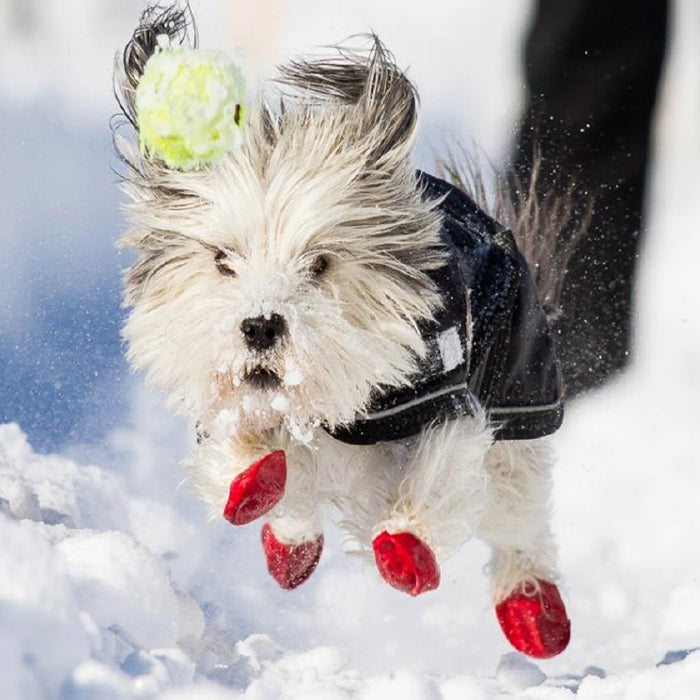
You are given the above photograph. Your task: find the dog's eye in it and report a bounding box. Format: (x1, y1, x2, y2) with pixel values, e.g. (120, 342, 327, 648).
(215, 249, 237, 277)
(310, 255, 329, 278)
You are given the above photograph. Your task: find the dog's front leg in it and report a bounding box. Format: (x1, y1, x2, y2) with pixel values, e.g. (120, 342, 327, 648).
(188, 429, 325, 590)
(477, 438, 571, 658)
(261, 434, 325, 591)
(370, 417, 493, 596)
(188, 429, 287, 522)
(326, 417, 492, 597)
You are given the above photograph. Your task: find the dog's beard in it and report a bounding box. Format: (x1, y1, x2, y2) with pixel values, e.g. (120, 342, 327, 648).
(202, 293, 425, 443)
(209, 350, 307, 439)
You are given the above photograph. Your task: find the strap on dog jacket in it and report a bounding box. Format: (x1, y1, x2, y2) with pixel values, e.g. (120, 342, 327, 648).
(327, 172, 563, 445)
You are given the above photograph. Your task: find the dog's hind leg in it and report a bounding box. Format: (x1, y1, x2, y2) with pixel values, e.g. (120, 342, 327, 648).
(479, 439, 557, 599)
(261, 514, 324, 590)
(477, 438, 571, 658)
(261, 442, 325, 590)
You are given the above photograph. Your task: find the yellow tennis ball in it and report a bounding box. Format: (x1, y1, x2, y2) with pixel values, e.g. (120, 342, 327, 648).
(136, 44, 246, 170)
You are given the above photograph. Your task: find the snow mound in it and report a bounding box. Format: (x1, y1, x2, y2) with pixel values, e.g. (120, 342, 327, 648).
(496, 653, 546, 692)
(2, 421, 700, 699)
(0, 423, 203, 699)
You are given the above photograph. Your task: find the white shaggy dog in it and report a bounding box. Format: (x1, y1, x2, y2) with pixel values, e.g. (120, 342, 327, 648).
(114, 4, 572, 658)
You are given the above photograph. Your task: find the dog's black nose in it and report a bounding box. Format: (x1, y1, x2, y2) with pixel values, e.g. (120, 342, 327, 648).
(240, 314, 287, 351)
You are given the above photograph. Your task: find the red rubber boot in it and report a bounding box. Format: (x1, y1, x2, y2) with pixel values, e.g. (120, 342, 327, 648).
(495, 579, 571, 658)
(261, 523, 324, 590)
(372, 531, 440, 596)
(223, 451, 286, 526)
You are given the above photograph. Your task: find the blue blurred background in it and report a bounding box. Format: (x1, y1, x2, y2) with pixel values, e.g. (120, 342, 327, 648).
(0, 105, 127, 450)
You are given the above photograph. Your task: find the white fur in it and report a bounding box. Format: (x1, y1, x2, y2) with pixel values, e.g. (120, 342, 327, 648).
(186, 408, 560, 602)
(478, 439, 558, 602)
(117, 31, 562, 603)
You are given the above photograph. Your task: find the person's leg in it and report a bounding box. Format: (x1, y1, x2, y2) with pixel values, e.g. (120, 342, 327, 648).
(514, 0, 669, 397)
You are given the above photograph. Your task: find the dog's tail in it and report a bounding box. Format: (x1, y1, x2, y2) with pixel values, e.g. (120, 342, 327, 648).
(437, 146, 591, 323)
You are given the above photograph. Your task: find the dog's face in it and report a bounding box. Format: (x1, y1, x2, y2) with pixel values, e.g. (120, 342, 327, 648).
(116, 20, 445, 438)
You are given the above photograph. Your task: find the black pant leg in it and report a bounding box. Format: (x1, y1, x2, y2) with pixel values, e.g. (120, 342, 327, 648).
(514, 0, 669, 398)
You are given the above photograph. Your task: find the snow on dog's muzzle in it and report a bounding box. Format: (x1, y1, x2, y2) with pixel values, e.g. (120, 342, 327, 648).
(240, 314, 288, 352)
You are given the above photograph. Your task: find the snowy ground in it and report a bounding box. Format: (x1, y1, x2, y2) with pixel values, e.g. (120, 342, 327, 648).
(2, 0, 700, 698)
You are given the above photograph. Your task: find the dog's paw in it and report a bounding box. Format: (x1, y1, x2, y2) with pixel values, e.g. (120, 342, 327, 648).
(223, 451, 287, 525)
(372, 530, 440, 596)
(495, 579, 571, 659)
(261, 522, 323, 590)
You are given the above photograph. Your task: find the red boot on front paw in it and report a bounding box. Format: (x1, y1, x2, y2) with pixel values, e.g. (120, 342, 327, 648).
(261, 523, 324, 590)
(223, 451, 286, 526)
(372, 531, 440, 596)
(495, 579, 571, 659)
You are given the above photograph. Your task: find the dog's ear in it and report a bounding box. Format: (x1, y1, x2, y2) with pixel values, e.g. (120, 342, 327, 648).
(353, 36, 418, 167)
(278, 35, 419, 167)
(114, 3, 196, 129)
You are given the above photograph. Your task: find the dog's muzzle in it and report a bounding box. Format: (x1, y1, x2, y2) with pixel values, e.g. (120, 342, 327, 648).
(243, 367, 282, 391)
(240, 314, 287, 352)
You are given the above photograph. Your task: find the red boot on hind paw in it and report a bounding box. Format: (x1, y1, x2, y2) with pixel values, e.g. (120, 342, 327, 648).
(496, 579, 571, 659)
(223, 451, 286, 526)
(261, 523, 324, 590)
(372, 531, 440, 596)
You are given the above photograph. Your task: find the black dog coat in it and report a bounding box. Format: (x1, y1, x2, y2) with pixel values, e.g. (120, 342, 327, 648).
(327, 172, 563, 445)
